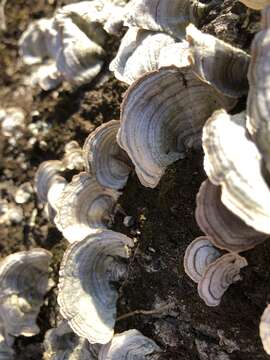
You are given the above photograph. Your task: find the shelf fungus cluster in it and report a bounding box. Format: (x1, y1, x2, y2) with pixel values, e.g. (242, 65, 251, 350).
(22, 0, 270, 357)
(195, 179, 267, 253)
(246, 5, 270, 353)
(203, 109, 270, 235)
(35, 146, 125, 243)
(35, 121, 133, 240)
(32, 112, 160, 351)
(32, 125, 163, 355)
(109, 27, 190, 85)
(247, 3, 270, 176)
(43, 325, 160, 359)
(122, 0, 215, 40)
(19, 0, 128, 89)
(118, 66, 236, 188)
(110, 4, 252, 187)
(0, 249, 52, 357)
(184, 237, 247, 306)
(186, 24, 250, 97)
(33, 136, 160, 354)
(181, 4, 270, 354)
(34, 140, 84, 221)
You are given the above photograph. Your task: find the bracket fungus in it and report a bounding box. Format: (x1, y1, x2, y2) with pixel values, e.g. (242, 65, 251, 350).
(109, 27, 190, 85)
(184, 238, 247, 306)
(63, 140, 85, 171)
(35, 160, 66, 204)
(35, 159, 68, 223)
(19, 1, 124, 88)
(19, 18, 62, 90)
(195, 179, 268, 252)
(44, 321, 100, 360)
(123, 0, 211, 39)
(34, 144, 88, 224)
(56, 0, 128, 39)
(58, 230, 133, 344)
(186, 24, 250, 97)
(198, 253, 247, 307)
(54, 1, 109, 86)
(29, 62, 62, 91)
(47, 178, 68, 213)
(184, 236, 221, 283)
(54, 172, 121, 243)
(0, 249, 53, 337)
(158, 41, 191, 69)
(247, 5, 270, 175)
(260, 304, 270, 355)
(19, 18, 56, 65)
(83, 120, 132, 190)
(118, 66, 236, 188)
(203, 109, 270, 234)
(98, 329, 161, 359)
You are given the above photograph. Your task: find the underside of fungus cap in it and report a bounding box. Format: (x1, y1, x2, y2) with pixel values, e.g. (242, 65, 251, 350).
(186, 24, 250, 97)
(198, 253, 248, 307)
(247, 5, 270, 175)
(83, 120, 131, 190)
(0, 249, 53, 337)
(184, 236, 221, 283)
(98, 329, 161, 359)
(54, 172, 121, 243)
(203, 109, 270, 234)
(118, 66, 236, 188)
(57, 229, 134, 344)
(195, 179, 268, 252)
